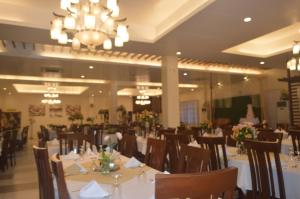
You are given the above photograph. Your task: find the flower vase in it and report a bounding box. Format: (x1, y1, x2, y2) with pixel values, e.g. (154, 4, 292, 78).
(100, 159, 111, 174)
(236, 141, 245, 155)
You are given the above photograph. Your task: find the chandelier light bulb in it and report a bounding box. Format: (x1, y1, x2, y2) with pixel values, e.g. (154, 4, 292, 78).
(60, 0, 70, 10)
(84, 14, 96, 29)
(115, 36, 123, 47)
(64, 15, 76, 29)
(90, 0, 100, 3)
(103, 38, 112, 50)
(107, 0, 117, 10)
(58, 32, 68, 44)
(82, 4, 90, 13)
(111, 5, 120, 17)
(293, 43, 300, 55)
(50, 28, 61, 40)
(101, 12, 109, 22)
(70, 0, 80, 3)
(72, 38, 81, 50)
(52, 18, 63, 28)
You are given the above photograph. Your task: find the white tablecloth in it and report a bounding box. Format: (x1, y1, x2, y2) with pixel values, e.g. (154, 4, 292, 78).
(227, 147, 300, 199)
(281, 138, 293, 155)
(61, 155, 157, 199)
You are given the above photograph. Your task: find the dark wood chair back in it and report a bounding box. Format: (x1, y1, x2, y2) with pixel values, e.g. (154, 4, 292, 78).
(191, 127, 205, 137)
(177, 144, 210, 173)
(145, 138, 167, 171)
(157, 128, 175, 139)
(244, 140, 286, 199)
(257, 132, 283, 146)
(196, 136, 228, 170)
(118, 134, 138, 158)
(177, 130, 193, 145)
(155, 167, 238, 199)
(222, 127, 237, 147)
(33, 146, 55, 199)
(164, 133, 180, 173)
(57, 131, 85, 155)
(50, 154, 70, 199)
(0, 131, 10, 171)
(289, 130, 300, 155)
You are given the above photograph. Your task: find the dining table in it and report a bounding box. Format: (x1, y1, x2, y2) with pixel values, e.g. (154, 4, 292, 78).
(226, 146, 300, 199)
(59, 153, 158, 199)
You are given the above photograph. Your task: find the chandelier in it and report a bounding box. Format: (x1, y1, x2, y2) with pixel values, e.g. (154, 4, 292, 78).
(50, 0, 129, 51)
(41, 92, 61, 105)
(287, 41, 300, 71)
(135, 95, 151, 106)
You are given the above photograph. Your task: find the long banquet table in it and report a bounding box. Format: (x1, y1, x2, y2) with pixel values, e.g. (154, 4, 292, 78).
(60, 154, 157, 199)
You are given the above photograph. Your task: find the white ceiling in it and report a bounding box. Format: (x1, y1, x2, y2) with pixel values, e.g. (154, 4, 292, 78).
(0, 0, 215, 43)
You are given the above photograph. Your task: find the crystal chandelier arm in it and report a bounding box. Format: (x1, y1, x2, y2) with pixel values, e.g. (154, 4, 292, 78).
(52, 12, 65, 18)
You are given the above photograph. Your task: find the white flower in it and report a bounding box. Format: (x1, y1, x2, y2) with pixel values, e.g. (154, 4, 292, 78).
(104, 135, 110, 142)
(116, 132, 123, 140)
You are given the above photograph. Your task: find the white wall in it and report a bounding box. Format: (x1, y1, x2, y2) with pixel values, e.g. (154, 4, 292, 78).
(1, 93, 133, 138)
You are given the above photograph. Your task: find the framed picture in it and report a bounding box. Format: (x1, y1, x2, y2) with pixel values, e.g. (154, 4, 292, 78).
(66, 105, 81, 116)
(49, 105, 63, 117)
(28, 105, 46, 116)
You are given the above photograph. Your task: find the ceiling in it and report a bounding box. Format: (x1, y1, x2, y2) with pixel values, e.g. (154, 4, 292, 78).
(0, 0, 297, 96)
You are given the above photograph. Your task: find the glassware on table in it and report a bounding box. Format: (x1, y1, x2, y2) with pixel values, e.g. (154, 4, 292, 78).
(138, 163, 146, 176)
(90, 157, 98, 171)
(111, 173, 122, 187)
(288, 150, 297, 168)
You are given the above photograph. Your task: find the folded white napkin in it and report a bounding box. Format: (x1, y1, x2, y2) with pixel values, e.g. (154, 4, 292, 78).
(188, 140, 200, 148)
(62, 151, 80, 160)
(79, 180, 109, 199)
(48, 138, 59, 145)
(116, 132, 123, 140)
(163, 171, 170, 174)
(92, 145, 98, 154)
(65, 162, 87, 175)
(84, 148, 97, 158)
(124, 157, 142, 168)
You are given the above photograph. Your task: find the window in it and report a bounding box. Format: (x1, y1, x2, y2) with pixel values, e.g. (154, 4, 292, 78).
(180, 100, 198, 126)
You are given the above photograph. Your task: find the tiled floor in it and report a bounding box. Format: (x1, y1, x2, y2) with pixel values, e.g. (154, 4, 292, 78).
(0, 139, 39, 199)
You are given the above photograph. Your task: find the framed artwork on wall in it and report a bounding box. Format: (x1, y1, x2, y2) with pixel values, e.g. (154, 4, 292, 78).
(66, 105, 81, 115)
(28, 105, 46, 116)
(49, 105, 63, 117)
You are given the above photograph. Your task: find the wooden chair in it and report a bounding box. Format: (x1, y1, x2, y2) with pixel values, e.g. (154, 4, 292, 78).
(177, 144, 210, 173)
(33, 146, 55, 199)
(0, 132, 10, 172)
(155, 167, 238, 199)
(164, 133, 180, 173)
(244, 140, 286, 199)
(257, 132, 283, 145)
(144, 138, 167, 171)
(157, 128, 175, 139)
(196, 136, 228, 170)
(289, 130, 300, 155)
(8, 130, 18, 166)
(222, 127, 237, 147)
(50, 154, 70, 199)
(177, 130, 193, 145)
(118, 134, 138, 158)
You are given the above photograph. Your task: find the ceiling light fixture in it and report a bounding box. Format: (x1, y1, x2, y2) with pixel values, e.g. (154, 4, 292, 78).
(3, 87, 7, 91)
(243, 17, 252, 23)
(176, 51, 182, 55)
(50, 0, 129, 51)
(243, 76, 250, 81)
(183, 72, 188, 76)
(89, 65, 94, 69)
(260, 61, 265, 65)
(190, 88, 194, 91)
(287, 41, 300, 71)
(80, 75, 85, 78)
(217, 82, 223, 87)
(99, 90, 103, 94)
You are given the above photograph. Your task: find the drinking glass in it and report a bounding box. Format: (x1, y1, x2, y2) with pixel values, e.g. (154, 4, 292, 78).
(111, 173, 122, 187)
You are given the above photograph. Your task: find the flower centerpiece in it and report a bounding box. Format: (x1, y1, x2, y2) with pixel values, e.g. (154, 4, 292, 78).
(99, 133, 123, 174)
(232, 123, 256, 154)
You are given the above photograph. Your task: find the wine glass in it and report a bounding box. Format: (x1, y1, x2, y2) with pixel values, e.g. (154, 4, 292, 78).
(138, 163, 146, 176)
(111, 173, 122, 187)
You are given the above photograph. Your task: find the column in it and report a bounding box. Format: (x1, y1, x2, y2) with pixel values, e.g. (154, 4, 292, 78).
(161, 55, 180, 128)
(109, 81, 118, 124)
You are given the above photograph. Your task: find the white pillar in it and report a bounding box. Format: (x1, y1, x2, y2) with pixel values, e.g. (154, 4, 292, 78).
(161, 56, 180, 128)
(109, 81, 118, 124)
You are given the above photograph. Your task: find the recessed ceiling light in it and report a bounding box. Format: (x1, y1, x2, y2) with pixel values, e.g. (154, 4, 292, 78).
(217, 82, 223, 87)
(183, 72, 188, 76)
(243, 17, 252, 23)
(190, 88, 194, 91)
(8, 92, 12, 95)
(91, 94, 95, 97)
(80, 75, 85, 78)
(3, 87, 7, 91)
(176, 51, 181, 55)
(244, 76, 250, 81)
(260, 61, 265, 65)
(89, 66, 94, 69)
(99, 90, 103, 94)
